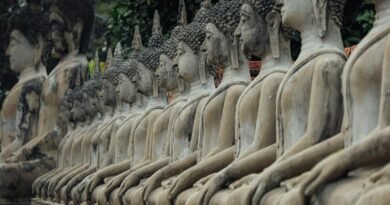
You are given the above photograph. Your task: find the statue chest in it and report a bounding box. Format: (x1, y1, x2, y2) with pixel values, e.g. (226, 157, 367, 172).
(1, 85, 24, 147)
(152, 107, 175, 161)
(172, 100, 202, 161)
(348, 38, 385, 145)
(280, 63, 315, 151)
(237, 83, 262, 150)
(203, 92, 227, 140)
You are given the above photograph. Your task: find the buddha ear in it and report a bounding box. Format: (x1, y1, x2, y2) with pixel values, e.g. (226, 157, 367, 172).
(178, 78, 185, 92)
(34, 35, 44, 68)
(266, 11, 281, 59)
(312, 0, 328, 38)
(153, 78, 159, 97)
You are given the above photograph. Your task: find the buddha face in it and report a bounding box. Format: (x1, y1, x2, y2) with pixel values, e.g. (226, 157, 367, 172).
(71, 99, 86, 122)
(156, 54, 177, 91)
(102, 79, 116, 106)
(277, 0, 311, 30)
(6, 30, 38, 73)
(235, 4, 267, 58)
(136, 63, 154, 95)
(205, 23, 229, 68)
(116, 73, 137, 104)
(49, 5, 83, 59)
(83, 92, 98, 118)
(175, 42, 198, 82)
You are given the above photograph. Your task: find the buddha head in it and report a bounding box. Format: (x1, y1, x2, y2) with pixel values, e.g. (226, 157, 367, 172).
(69, 88, 86, 123)
(157, 37, 180, 91)
(135, 47, 162, 96)
(175, 22, 215, 84)
(115, 59, 138, 104)
(276, 0, 345, 37)
(100, 43, 126, 107)
(205, 0, 242, 69)
(235, 0, 293, 58)
(101, 69, 120, 107)
(82, 78, 103, 119)
(6, 6, 49, 74)
(49, 0, 94, 59)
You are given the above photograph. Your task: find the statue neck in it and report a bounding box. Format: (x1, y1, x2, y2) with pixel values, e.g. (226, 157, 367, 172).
(116, 101, 131, 115)
(299, 21, 343, 58)
(189, 78, 214, 97)
(261, 33, 292, 71)
(220, 55, 250, 86)
(147, 88, 167, 108)
(170, 88, 181, 100)
(131, 93, 147, 112)
(17, 65, 44, 85)
(374, 1, 390, 27)
(102, 106, 115, 121)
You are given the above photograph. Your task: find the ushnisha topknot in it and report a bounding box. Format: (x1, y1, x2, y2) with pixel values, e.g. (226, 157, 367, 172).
(137, 47, 162, 72)
(193, 0, 212, 23)
(7, 5, 51, 66)
(52, 0, 95, 53)
(148, 10, 165, 48)
(208, 0, 241, 36)
(177, 22, 206, 54)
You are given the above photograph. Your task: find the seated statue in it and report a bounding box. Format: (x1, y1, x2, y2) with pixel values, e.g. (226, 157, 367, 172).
(85, 12, 191, 205)
(148, 1, 253, 204)
(131, 22, 217, 205)
(0, 88, 71, 202)
(184, 0, 294, 204)
(32, 74, 104, 201)
(255, 0, 390, 205)
(38, 44, 130, 202)
(71, 32, 168, 205)
(214, 0, 347, 204)
(0, 0, 95, 201)
(0, 4, 48, 162)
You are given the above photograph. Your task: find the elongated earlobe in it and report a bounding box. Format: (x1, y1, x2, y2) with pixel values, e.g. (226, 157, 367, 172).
(312, 0, 329, 38)
(153, 79, 159, 97)
(267, 11, 281, 59)
(178, 78, 185, 92)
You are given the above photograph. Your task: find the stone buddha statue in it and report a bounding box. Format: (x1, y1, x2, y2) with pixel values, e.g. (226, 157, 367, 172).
(69, 27, 146, 204)
(126, 22, 217, 205)
(37, 88, 90, 200)
(0, 88, 72, 202)
(53, 57, 137, 204)
(0, 4, 49, 162)
(158, 0, 252, 204)
(86, 32, 169, 205)
(39, 44, 129, 201)
(1, 1, 95, 200)
(184, 0, 294, 204)
(38, 0, 94, 136)
(30, 76, 103, 202)
(213, 0, 347, 204)
(262, 0, 390, 205)
(105, 9, 195, 205)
